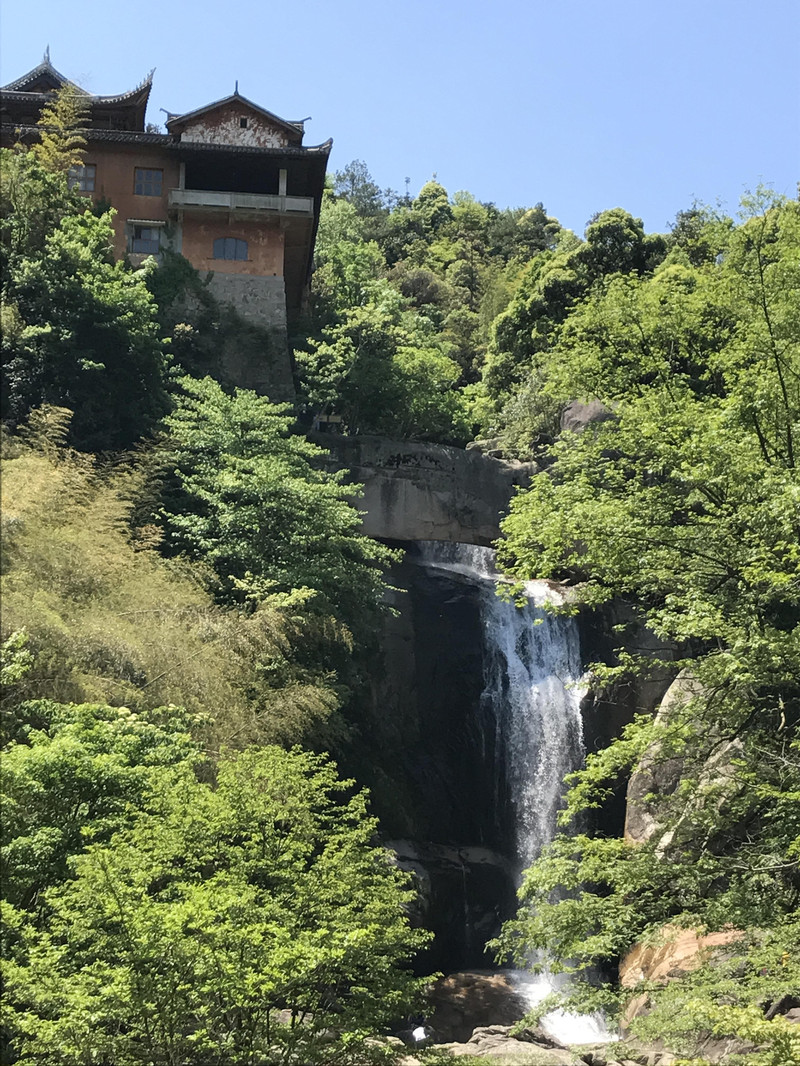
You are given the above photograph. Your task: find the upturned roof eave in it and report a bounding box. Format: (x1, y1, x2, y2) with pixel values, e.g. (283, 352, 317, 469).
(1, 63, 154, 107)
(1, 57, 77, 92)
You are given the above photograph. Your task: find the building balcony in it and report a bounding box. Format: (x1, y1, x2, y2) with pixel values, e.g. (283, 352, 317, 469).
(168, 188, 314, 216)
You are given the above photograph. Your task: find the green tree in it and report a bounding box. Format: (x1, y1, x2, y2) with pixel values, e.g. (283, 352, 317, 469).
(576, 207, 666, 278)
(299, 287, 469, 443)
(1, 699, 199, 911)
(33, 83, 88, 174)
(719, 189, 800, 467)
(480, 209, 668, 444)
(492, 194, 800, 1048)
(0, 149, 77, 266)
(333, 159, 387, 219)
(478, 201, 563, 265)
(378, 181, 453, 268)
(311, 194, 387, 322)
(667, 203, 733, 268)
(1, 150, 169, 451)
(160, 376, 395, 629)
(3, 718, 430, 1064)
(414, 180, 453, 235)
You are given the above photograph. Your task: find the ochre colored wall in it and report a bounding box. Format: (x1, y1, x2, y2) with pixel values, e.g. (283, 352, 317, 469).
(76, 141, 287, 279)
(81, 142, 179, 260)
(180, 215, 285, 276)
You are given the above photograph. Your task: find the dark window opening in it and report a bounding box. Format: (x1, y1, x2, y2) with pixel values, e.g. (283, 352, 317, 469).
(240, 117, 248, 128)
(131, 225, 162, 255)
(213, 237, 248, 261)
(184, 158, 284, 195)
(134, 168, 163, 196)
(69, 164, 96, 192)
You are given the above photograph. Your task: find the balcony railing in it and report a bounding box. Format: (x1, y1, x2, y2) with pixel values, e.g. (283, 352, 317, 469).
(169, 189, 314, 215)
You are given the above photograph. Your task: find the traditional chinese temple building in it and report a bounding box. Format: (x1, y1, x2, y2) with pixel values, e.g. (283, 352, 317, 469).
(0, 52, 332, 397)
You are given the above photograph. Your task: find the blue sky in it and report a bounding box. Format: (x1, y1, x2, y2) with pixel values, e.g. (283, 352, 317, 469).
(2, 0, 797, 235)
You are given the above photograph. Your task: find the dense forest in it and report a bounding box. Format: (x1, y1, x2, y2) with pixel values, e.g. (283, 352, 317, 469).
(1, 97, 799, 1065)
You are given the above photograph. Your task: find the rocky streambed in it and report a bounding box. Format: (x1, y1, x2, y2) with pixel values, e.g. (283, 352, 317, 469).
(396, 1026, 675, 1066)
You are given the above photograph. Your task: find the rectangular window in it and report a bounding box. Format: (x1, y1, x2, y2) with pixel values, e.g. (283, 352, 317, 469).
(213, 236, 248, 261)
(68, 164, 96, 192)
(130, 225, 162, 255)
(134, 168, 163, 196)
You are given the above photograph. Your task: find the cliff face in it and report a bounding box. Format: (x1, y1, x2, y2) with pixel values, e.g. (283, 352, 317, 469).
(348, 546, 516, 971)
(312, 434, 535, 545)
(331, 442, 672, 972)
(360, 546, 510, 847)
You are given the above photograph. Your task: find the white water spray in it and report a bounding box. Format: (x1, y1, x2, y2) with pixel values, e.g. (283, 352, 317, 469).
(417, 542, 613, 1045)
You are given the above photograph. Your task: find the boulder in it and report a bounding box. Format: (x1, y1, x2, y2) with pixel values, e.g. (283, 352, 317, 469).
(466, 437, 507, 459)
(620, 924, 744, 988)
(440, 1024, 586, 1063)
(560, 401, 615, 435)
(425, 970, 530, 1043)
(623, 673, 743, 853)
(623, 673, 705, 844)
(619, 924, 745, 1030)
(764, 992, 800, 1019)
(312, 434, 535, 545)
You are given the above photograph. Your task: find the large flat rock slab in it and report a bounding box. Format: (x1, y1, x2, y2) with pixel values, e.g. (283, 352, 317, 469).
(312, 435, 535, 545)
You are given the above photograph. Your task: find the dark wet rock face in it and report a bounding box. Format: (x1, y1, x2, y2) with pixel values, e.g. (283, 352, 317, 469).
(388, 847, 517, 972)
(425, 971, 529, 1043)
(369, 548, 513, 849)
(355, 549, 519, 971)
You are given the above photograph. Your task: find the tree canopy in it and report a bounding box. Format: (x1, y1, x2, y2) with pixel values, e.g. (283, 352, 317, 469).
(2, 699, 429, 1065)
(160, 375, 395, 627)
(1, 150, 169, 451)
(491, 193, 800, 1057)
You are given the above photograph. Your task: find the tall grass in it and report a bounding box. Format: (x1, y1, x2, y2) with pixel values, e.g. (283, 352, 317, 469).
(1, 409, 341, 749)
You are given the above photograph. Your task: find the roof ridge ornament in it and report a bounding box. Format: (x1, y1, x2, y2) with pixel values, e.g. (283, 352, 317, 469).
(44, 45, 50, 64)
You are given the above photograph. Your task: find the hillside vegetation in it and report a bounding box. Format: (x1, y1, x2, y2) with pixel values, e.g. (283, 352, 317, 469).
(1, 110, 799, 1064)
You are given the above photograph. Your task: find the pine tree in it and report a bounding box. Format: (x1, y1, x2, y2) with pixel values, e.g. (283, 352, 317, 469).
(34, 84, 88, 174)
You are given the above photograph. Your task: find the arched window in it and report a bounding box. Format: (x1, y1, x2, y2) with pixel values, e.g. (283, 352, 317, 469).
(213, 237, 248, 261)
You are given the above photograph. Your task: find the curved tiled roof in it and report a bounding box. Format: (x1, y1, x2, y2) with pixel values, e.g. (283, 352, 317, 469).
(1, 56, 153, 106)
(172, 135, 333, 158)
(1, 53, 78, 92)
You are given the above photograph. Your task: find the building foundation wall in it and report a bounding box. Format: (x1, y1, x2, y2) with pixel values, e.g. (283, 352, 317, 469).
(207, 272, 294, 401)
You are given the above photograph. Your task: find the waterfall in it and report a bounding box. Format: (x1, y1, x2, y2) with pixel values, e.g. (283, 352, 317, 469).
(417, 542, 612, 1045)
(416, 541, 585, 868)
(479, 573, 585, 870)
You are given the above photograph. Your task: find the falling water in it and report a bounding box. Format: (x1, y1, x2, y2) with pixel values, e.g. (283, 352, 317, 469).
(479, 573, 585, 870)
(417, 542, 612, 1045)
(416, 542, 584, 867)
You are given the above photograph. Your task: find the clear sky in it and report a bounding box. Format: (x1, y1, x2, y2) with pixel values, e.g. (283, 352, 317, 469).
(2, 0, 797, 235)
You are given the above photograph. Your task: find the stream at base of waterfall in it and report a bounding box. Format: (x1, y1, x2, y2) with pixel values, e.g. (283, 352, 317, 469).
(417, 543, 614, 1046)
